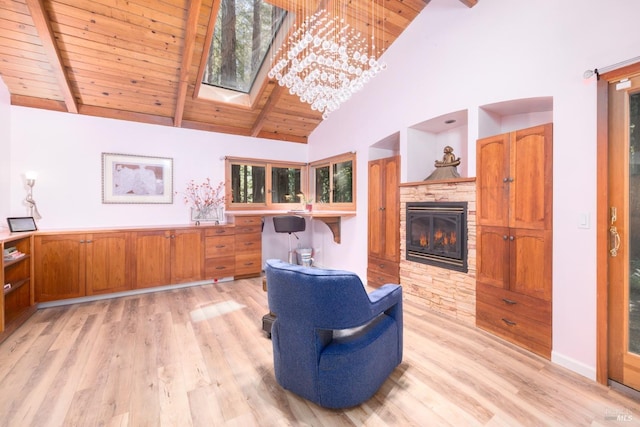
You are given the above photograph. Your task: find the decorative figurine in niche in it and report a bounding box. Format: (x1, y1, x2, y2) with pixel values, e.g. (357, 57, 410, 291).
(425, 146, 461, 180)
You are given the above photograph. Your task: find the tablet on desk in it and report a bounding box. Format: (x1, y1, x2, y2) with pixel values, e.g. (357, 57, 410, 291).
(7, 217, 38, 232)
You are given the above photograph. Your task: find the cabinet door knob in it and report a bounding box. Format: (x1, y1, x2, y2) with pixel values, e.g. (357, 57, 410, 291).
(79, 239, 85, 243)
(509, 235, 514, 241)
(503, 178, 508, 183)
(503, 235, 508, 240)
(86, 240, 93, 243)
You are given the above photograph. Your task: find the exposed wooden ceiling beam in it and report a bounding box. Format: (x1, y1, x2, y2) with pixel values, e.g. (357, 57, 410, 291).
(174, 0, 202, 128)
(251, 83, 284, 137)
(193, 0, 222, 100)
(458, 0, 478, 7)
(25, 0, 78, 114)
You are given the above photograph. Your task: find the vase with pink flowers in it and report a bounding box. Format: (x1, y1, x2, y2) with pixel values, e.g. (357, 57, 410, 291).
(178, 178, 225, 224)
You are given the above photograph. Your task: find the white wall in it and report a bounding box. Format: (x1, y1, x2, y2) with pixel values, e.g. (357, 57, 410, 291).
(309, 0, 640, 379)
(0, 78, 10, 231)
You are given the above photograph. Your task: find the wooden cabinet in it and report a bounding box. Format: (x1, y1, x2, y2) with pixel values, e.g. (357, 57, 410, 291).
(367, 156, 400, 288)
(1, 233, 35, 342)
(476, 123, 553, 358)
(204, 226, 236, 279)
(234, 216, 262, 278)
(134, 228, 203, 289)
(34, 232, 132, 301)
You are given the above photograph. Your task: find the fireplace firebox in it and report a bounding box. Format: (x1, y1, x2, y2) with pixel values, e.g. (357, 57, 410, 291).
(406, 201, 467, 272)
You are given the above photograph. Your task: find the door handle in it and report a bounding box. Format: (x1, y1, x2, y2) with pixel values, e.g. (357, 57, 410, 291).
(610, 225, 621, 257)
(610, 206, 620, 257)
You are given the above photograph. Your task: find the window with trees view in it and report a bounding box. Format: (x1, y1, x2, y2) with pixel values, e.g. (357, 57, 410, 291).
(226, 158, 306, 209)
(203, 0, 286, 93)
(310, 152, 356, 210)
(225, 154, 355, 211)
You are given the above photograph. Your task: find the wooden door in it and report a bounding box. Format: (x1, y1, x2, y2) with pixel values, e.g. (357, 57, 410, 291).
(171, 229, 203, 284)
(368, 159, 384, 258)
(476, 225, 510, 289)
(607, 70, 640, 391)
(34, 234, 85, 302)
(134, 230, 171, 289)
(368, 156, 400, 261)
(85, 232, 131, 295)
(382, 156, 400, 262)
(509, 228, 552, 301)
(476, 133, 510, 227)
(511, 124, 553, 230)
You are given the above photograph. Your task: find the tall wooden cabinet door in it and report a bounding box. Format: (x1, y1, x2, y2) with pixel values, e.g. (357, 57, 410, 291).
(34, 234, 86, 302)
(368, 156, 400, 260)
(383, 157, 400, 261)
(368, 159, 384, 258)
(134, 230, 171, 289)
(476, 226, 510, 289)
(171, 229, 203, 284)
(510, 123, 553, 230)
(85, 232, 131, 296)
(476, 133, 510, 227)
(509, 228, 552, 301)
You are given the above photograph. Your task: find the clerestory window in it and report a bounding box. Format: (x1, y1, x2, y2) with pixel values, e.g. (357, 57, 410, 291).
(203, 0, 287, 94)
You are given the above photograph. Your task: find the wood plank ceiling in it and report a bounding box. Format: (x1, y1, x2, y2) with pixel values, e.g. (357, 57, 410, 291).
(0, 0, 477, 144)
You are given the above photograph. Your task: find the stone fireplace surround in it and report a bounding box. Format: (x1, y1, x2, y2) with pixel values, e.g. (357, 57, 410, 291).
(399, 178, 476, 325)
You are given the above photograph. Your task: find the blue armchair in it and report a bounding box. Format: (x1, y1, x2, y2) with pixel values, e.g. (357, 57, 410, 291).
(265, 259, 403, 409)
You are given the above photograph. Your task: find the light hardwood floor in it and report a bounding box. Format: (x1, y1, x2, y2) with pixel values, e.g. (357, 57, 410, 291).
(1, 278, 639, 426)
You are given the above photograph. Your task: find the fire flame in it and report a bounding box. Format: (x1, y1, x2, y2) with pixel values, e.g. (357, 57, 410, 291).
(419, 234, 427, 247)
(434, 230, 457, 247)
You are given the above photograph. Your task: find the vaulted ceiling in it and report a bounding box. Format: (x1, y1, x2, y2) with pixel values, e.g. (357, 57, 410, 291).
(0, 0, 477, 143)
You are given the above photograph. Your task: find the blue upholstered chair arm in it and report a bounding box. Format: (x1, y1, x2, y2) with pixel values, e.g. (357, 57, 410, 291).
(367, 284, 402, 312)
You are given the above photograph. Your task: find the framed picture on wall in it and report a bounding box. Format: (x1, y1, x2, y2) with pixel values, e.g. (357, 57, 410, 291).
(102, 153, 173, 204)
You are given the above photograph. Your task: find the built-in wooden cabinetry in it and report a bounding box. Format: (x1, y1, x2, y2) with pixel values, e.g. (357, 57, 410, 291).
(367, 156, 400, 288)
(234, 216, 263, 278)
(475, 123, 553, 358)
(34, 222, 259, 304)
(34, 232, 132, 301)
(134, 228, 203, 289)
(1, 233, 35, 342)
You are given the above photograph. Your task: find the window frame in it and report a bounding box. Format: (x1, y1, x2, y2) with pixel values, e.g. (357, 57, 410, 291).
(309, 152, 357, 211)
(225, 156, 308, 210)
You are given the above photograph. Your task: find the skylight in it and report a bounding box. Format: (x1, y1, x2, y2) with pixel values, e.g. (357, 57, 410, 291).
(203, 0, 287, 94)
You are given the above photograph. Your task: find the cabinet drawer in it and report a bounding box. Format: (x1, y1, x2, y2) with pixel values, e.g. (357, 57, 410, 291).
(476, 301, 551, 358)
(235, 225, 262, 234)
(476, 282, 551, 325)
(235, 253, 262, 276)
(235, 233, 262, 252)
(205, 226, 235, 237)
(205, 236, 235, 258)
(235, 216, 262, 227)
(368, 256, 399, 277)
(205, 256, 236, 278)
(367, 269, 399, 288)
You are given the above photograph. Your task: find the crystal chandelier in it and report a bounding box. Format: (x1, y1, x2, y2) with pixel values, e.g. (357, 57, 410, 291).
(268, 2, 386, 119)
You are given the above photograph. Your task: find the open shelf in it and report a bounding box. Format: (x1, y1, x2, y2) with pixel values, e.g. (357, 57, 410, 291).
(1, 233, 35, 343)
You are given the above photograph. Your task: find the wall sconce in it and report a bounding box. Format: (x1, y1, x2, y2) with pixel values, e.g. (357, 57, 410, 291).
(25, 171, 42, 220)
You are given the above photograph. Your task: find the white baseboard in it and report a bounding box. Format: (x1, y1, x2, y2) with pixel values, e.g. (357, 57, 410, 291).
(551, 350, 597, 381)
(37, 277, 234, 309)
